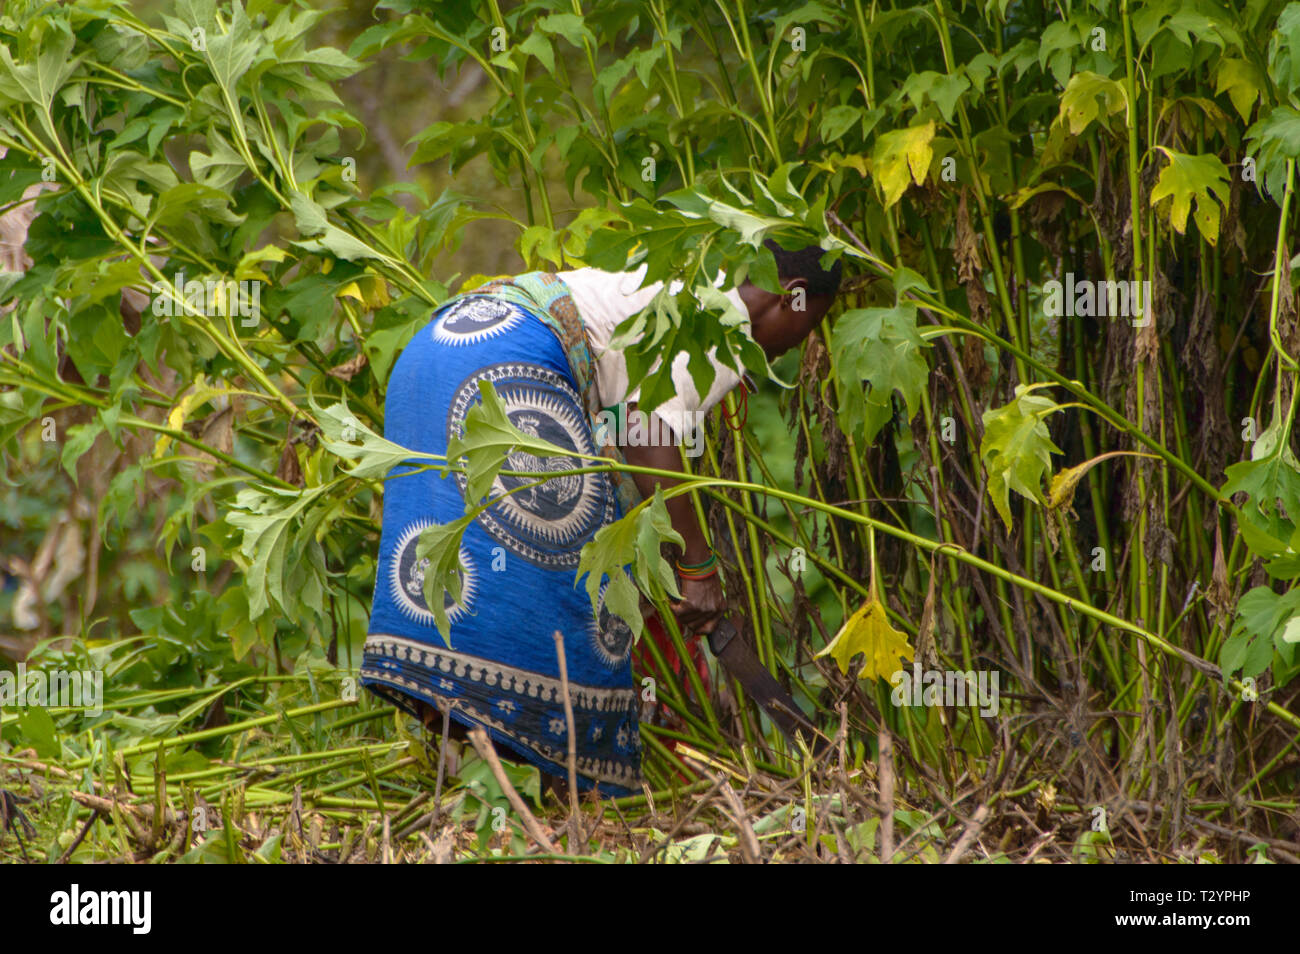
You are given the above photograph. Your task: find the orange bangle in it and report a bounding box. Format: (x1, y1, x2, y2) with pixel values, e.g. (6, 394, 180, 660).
(677, 565, 718, 580)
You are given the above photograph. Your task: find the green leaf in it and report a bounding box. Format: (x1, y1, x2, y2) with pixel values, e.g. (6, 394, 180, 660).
(657, 832, 729, 864)
(362, 321, 419, 386)
(980, 385, 1066, 532)
(900, 70, 971, 124)
(289, 189, 328, 235)
(964, 52, 999, 94)
(518, 32, 555, 74)
(0, 26, 81, 113)
(593, 56, 633, 103)
(235, 244, 289, 282)
(415, 513, 476, 642)
(1149, 146, 1230, 245)
(15, 706, 60, 759)
(575, 487, 683, 637)
(819, 105, 861, 144)
(1271, 2, 1300, 97)
(519, 223, 563, 268)
(0, 159, 43, 207)
(1246, 106, 1300, 202)
(1222, 417, 1300, 554)
(202, 3, 259, 100)
(298, 225, 391, 264)
(407, 120, 488, 166)
(268, 44, 361, 83)
(1158, 8, 1238, 50)
(537, 13, 595, 48)
(1224, 586, 1300, 679)
(290, 190, 395, 264)
(311, 394, 439, 480)
(447, 379, 588, 505)
(663, 185, 790, 248)
(190, 130, 246, 191)
(227, 484, 327, 620)
(1216, 58, 1265, 122)
(60, 420, 102, 484)
(831, 303, 929, 443)
(153, 182, 243, 227)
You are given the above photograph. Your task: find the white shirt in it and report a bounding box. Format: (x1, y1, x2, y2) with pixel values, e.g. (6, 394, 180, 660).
(558, 265, 747, 435)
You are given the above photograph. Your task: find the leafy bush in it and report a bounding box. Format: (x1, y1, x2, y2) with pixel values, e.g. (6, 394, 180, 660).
(3, 0, 1300, 860)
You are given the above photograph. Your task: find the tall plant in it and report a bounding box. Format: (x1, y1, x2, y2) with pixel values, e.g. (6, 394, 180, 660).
(3, 0, 1300, 851)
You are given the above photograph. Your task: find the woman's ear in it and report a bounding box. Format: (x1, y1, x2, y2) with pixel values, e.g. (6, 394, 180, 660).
(780, 277, 811, 315)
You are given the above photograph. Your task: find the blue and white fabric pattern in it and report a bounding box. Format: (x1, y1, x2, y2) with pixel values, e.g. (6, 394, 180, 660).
(362, 289, 642, 795)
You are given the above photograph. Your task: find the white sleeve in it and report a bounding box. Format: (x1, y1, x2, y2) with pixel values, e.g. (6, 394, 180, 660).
(577, 270, 749, 434)
(629, 347, 745, 437)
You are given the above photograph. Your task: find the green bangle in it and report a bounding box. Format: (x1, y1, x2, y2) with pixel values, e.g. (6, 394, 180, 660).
(676, 564, 718, 581)
(676, 552, 717, 572)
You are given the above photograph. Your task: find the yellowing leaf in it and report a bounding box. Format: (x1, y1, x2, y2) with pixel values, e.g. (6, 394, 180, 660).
(1149, 146, 1230, 245)
(1055, 71, 1128, 136)
(458, 273, 505, 294)
(1048, 451, 1158, 512)
(839, 154, 869, 176)
(1007, 182, 1084, 210)
(520, 224, 564, 267)
(816, 598, 914, 681)
(337, 276, 389, 310)
(870, 121, 935, 208)
(1047, 460, 1094, 515)
(361, 274, 391, 310)
(154, 375, 235, 459)
(235, 244, 287, 282)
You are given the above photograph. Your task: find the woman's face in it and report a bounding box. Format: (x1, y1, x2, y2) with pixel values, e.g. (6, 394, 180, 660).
(743, 280, 836, 359)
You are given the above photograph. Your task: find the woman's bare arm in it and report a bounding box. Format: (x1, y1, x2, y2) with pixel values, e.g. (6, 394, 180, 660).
(620, 408, 726, 633)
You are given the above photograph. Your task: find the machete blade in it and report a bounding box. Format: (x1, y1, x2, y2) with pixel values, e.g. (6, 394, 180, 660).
(707, 618, 825, 751)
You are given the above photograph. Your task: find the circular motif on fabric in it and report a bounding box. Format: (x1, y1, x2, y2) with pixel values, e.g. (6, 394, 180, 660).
(589, 576, 636, 668)
(389, 520, 477, 628)
(447, 363, 615, 569)
(432, 297, 523, 346)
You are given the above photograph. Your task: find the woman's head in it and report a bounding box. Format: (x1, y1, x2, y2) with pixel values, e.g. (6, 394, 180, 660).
(740, 239, 843, 358)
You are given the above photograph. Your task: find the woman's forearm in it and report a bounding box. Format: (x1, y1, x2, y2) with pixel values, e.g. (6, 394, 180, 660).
(621, 426, 711, 563)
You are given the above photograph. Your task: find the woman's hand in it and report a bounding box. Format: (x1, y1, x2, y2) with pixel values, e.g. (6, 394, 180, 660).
(671, 572, 726, 635)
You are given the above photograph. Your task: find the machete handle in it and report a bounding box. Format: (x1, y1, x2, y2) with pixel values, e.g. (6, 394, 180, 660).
(707, 617, 739, 655)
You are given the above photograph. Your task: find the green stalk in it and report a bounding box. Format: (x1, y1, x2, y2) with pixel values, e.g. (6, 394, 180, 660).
(66, 699, 357, 770)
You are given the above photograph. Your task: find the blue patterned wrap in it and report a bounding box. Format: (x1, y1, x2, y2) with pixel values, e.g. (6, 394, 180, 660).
(361, 290, 642, 796)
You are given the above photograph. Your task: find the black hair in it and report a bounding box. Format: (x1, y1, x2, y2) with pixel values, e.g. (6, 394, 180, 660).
(764, 238, 843, 296)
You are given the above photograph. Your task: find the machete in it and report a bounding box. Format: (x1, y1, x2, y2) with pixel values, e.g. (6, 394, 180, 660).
(706, 617, 826, 752)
